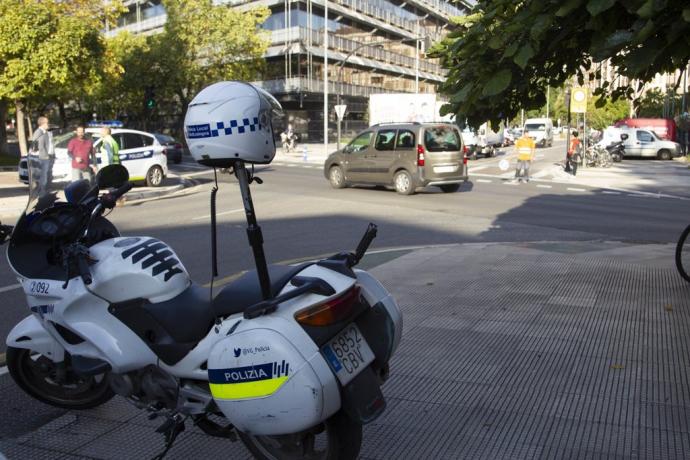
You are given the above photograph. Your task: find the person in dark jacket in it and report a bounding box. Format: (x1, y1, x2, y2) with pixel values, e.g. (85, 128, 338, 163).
(31, 116, 54, 195)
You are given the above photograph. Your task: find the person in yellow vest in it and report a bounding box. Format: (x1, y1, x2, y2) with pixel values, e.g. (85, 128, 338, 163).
(99, 127, 120, 167)
(514, 131, 535, 182)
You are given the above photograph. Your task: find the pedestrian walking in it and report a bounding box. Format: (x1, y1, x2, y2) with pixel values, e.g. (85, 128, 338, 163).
(99, 127, 120, 166)
(31, 116, 54, 195)
(567, 131, 582, 176)
(514, 131, 535, 182)
(67, 126, 95, 183)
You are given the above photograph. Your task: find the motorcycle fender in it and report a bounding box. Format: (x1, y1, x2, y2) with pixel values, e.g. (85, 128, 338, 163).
(356, 270, 403, 356)
(6, 315, 65, 363)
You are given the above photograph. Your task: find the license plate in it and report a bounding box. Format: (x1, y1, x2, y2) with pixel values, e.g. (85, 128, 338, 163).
(434, 165, 458, 174)
(322, 323, 375, 386)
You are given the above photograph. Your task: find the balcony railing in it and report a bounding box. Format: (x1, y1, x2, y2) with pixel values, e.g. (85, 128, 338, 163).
(105, 14, 167, 37)
(252, 77, 416, 98)
(271, 27, 445, 76)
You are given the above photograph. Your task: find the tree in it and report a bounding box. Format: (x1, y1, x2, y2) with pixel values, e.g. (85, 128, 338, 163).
(431, 1, 690, 128)
(156, 0, 270, 133)
(0, 0, 122, 155)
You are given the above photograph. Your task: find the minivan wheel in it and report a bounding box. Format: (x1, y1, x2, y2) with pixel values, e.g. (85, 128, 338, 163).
(329, 166, 347, 189)
(658, 149, 672, 161)
(394, 170, 415, 195)
(440, 184, 460, 193)
(146, 165, 164, 187)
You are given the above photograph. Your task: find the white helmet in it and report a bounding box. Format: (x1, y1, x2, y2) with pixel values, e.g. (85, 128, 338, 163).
(184, 81, 283, 166)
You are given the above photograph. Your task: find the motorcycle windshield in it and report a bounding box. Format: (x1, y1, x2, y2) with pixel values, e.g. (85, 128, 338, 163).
(9, 132, 93, 279)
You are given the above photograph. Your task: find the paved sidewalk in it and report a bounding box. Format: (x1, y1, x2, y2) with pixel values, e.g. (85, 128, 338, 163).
(2, 240, 689, 459)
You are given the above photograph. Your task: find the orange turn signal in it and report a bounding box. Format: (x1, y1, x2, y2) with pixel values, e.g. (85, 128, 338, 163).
(295, 286, 361, 327)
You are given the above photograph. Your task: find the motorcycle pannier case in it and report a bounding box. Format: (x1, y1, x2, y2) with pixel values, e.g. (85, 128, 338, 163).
(207, 328, 337, 435)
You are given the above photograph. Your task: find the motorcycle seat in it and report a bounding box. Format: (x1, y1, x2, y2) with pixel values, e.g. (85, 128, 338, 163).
(212, 263, 310, 317)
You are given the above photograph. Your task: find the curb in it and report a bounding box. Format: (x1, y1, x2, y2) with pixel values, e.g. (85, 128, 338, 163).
(0, 166, 17, 172)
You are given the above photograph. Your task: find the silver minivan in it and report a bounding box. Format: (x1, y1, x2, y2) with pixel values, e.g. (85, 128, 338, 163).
(324, 123, 468, 195)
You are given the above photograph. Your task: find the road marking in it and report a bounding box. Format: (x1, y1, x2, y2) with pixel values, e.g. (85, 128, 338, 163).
(192, 208, 244, 221)
(468, 165, 489, 172)
(286, 164, 297, 167)
(503, 181, 519, 185)
(476, 179, 492, 183)
(537, 185, 552, 189)
(567, 188, 586, 192)
(602, 191, 621, 195)
(0, 283, 21, 294)
(0, 366, 7, 376)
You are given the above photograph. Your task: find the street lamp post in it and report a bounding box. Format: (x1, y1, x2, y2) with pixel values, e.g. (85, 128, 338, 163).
(323, 0, 329, 156)
(335, 35, 424, 149)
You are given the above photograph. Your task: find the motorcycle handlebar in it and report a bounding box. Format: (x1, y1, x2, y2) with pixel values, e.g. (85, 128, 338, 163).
(101, 182, 133, 209)
(76, 253, 92, 285)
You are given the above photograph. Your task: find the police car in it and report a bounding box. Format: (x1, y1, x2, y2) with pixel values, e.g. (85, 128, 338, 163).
(19, 128, 168, 187)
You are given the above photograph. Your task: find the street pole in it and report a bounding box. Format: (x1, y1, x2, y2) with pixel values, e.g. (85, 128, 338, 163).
(565, 88, 571, 166)
(546, 87, 550, 119)
(323, 0, 328, 155)
(415, 21, 420, 94)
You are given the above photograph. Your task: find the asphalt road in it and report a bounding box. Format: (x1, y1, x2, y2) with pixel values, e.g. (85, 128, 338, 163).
(0, 144, 688, 356)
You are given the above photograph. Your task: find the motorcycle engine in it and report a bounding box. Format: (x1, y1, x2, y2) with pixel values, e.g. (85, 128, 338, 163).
(108, 365, 178, 409)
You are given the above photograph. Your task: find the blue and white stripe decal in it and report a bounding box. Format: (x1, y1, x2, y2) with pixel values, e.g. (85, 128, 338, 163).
(186, 117, 262, 139)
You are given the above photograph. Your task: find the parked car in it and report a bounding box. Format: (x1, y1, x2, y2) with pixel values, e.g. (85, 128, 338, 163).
(154, 133, 184, 164)
(620, 128, 681, 160)
(19, 128, 169, 187)
(324, 122, 468, 195)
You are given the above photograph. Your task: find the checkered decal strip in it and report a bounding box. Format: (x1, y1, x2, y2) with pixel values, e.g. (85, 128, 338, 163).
(210, 117, 261, 137)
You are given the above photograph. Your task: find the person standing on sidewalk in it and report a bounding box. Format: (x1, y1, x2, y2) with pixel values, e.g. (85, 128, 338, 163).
(99, 127, 119, 167)
(514, 131, 535, 182)
(567, 131, 582, 176)
(31, 116, 54, 195)
(67, 126, 94, 183)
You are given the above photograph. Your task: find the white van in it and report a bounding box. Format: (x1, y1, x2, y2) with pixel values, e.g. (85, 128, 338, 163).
(461, 121, 504, 159)
(20, 128, 169, 187)
(524, 118, 554, 147)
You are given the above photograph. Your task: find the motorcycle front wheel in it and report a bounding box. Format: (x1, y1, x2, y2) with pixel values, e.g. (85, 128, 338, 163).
(676, 225, 690, 282)
(6, 346, 114, 409)
(238, 410, 362, 460)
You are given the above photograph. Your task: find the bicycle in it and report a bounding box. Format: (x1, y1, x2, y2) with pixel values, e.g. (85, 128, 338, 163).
(676, 224, 690, 282)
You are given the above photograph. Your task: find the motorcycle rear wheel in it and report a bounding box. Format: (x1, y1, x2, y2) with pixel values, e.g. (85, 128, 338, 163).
(238, 410, 362, 460)
(7, 346, 114, 410)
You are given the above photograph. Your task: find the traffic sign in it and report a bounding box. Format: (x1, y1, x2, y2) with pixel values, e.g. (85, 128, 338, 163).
(335, 104, 347, 121)
(570, 87, 587, 113)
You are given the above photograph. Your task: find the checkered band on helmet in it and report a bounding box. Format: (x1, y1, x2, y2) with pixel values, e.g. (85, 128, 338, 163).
(210, 117, 262, 137)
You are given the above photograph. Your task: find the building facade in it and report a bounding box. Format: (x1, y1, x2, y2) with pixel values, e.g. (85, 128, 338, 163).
(106, 0, 472, 140)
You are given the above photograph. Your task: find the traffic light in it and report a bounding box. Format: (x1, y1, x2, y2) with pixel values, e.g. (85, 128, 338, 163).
(144, 86, 156, 110)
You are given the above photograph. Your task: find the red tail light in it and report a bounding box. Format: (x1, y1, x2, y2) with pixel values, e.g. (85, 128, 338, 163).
(463, 155, 468, 165)
(295, 286, 361, 327)
(417, 145, 425, 166)
(463, 145, 469, 154)
(174, 143, 182, 149)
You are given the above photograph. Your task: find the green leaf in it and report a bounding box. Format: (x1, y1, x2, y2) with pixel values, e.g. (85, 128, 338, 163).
(487, 35, 503, 50)
(636, 0, 654, 18)
(513, 43, 535, 69)
(482, 69, 512, 97)
(556, 0, 584, 17)
(451, 84, 474, 103)
(683, 8, 690, 22)
(587, 0, 617, 16)
(503, 41, 519, 58)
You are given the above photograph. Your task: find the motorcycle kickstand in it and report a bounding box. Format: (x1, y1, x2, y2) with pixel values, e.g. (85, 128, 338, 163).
(151, 413, 187, 460)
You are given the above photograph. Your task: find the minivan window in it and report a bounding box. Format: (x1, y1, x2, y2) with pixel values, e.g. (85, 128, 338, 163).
(348, 131, 373, 152)
(396, 130, 415, 149)
(140, 134, 155, 147)
(375, 130, 396, 151)
(525, 123, 546, 131)
(637, 131, 654, 142)
(424, 127, 460, 152)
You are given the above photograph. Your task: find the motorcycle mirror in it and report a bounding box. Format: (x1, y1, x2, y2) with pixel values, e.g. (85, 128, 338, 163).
(64, 179, 91, 204)
(97, 165, 129, 189)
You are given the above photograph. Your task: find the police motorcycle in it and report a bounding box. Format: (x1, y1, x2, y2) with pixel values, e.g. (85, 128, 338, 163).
(3, 82, 402, 459)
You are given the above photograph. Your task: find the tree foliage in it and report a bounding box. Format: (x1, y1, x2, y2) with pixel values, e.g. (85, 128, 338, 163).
(158, 0, 270, 108)
(431, 0, 690, 128)
(0, 0, 122, 153)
